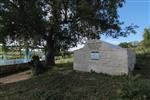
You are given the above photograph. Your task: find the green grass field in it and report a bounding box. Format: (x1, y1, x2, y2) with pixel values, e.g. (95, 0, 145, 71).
(0, 54, 150, 100)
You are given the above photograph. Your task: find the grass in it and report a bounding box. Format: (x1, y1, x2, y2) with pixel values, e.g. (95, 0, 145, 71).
(0, 57, 126, 100)
(0, 54, 150, 100)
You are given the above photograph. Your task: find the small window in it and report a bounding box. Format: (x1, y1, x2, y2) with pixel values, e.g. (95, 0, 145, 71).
(91, 51, 100, 60)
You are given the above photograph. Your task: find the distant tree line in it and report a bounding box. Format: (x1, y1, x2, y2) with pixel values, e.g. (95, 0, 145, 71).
(119, 27, 150, 49)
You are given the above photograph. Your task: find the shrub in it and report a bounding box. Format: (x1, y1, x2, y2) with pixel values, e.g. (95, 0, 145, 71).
(29, 55, 45, 76)
(119, 74, 150, 100)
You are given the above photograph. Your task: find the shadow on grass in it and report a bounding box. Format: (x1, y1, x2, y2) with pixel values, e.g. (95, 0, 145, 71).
(133, 53, 150, 79)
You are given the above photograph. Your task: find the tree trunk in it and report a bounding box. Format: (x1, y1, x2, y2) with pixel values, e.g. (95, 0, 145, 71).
(45, 39, 55, 67)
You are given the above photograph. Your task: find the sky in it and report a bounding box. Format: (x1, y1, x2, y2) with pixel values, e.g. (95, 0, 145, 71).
(69, 0, 150, 51)
(101, 0, 150, 44)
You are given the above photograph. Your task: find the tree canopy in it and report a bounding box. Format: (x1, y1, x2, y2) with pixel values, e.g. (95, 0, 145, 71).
(0, 0, 137, 66)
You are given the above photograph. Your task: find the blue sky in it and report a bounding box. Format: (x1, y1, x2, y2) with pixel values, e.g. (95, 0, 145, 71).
(101, 0, 150, 44)
(69, 0, 150, 51)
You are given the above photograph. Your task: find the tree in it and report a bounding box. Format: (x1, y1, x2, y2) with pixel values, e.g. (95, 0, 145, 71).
(143, 27, 150, 48)
(119, 42, 129, 48)
(0, 0, 137, 67)
(119, 42, 139, 48)
(1, 42, 9, 60)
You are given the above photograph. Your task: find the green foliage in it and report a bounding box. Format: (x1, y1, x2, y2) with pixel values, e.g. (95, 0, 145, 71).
(134, 48, 150, 79)
(143, 27, 150, 48)
(0, 0, 138, 50)
(119, 74, 150, 100)
(119, 41, 140, 48)
(119, 42, 129, 48)
(30, 55, 45, 76)
(1, 44, 8, 53)
(136, 51, 150, 67)
(0, 0, 138, 65)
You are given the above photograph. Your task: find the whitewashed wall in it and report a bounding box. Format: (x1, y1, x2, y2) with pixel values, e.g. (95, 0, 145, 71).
(73, 40, 136, 75)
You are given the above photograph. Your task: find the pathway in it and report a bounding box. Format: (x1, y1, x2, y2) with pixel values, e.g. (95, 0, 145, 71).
(0, 71, 31, 84)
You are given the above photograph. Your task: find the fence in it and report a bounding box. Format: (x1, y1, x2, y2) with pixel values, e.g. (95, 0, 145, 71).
(0, 59, 31, 66)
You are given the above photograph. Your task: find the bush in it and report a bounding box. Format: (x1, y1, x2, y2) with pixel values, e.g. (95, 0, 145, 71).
(119, 74, 150, 100)
(135, 51, 150, 70)
(29, 55, 45, 76)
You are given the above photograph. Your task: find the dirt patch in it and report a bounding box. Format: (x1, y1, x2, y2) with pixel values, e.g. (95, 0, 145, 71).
(0, 70, 31, 84)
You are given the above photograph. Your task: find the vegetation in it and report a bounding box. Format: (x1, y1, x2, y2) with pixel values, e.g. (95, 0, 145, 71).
(119, 41, 140, 48)
(0, 45, 25, 60)
(133, 27, 150, 78)
(119, 42, 130, 48)
(0, 0, 149, 99)
(119, 74, 150, 100)
(29, 55, 45, 76)
(118, 27, 150, 80)
(0, 61, 124, 100)
(142, 27, 150, 48)
(0, 27, 149, 100)
(0, 54, 150, 100)
(0, 0, 137, 67)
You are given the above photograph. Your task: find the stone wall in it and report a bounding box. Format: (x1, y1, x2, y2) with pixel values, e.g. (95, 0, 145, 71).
(0, 63, 30, 75)
(74, 40, 136, 75)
